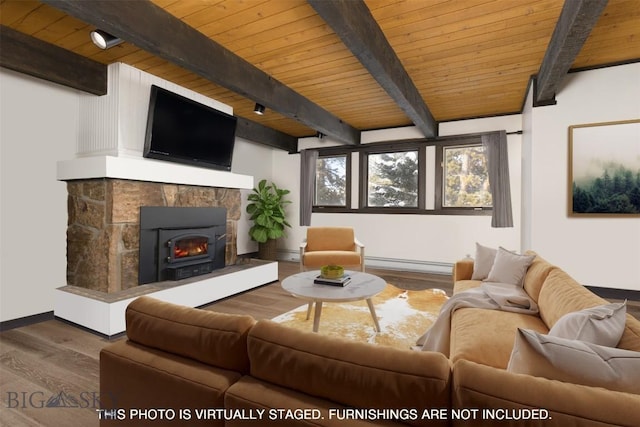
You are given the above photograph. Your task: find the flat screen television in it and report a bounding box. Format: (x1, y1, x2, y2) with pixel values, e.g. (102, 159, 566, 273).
(143, 85, 237, 171)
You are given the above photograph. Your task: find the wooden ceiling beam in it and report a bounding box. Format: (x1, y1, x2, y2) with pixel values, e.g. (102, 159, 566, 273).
(0, 25, 107, 95)
(42, 0, 360, 145)
(235, 117, 298, 153)
(308, 0, 437, 138)
(535, 0, 608, 105)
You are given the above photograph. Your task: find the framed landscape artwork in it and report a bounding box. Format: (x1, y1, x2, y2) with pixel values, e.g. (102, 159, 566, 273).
(568, 119, 640, 217)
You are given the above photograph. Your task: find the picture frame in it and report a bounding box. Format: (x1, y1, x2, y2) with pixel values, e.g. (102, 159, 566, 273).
(568, 119, 640, 217)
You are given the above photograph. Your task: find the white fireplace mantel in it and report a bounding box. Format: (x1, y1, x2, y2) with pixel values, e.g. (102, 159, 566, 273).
(57, 155, 253, 189)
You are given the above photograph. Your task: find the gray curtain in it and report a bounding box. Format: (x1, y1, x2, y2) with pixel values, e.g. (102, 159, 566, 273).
(299, 149, 318, 226)
(482, 131, 513, 228)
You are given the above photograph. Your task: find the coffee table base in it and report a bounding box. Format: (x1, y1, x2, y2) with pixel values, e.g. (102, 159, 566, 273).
(306, 299, 381, 333)
(283, 271, 386, 334)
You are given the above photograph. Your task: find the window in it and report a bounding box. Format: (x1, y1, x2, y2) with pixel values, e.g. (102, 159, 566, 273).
(366, 150, 419, 208)
(308, 133, 498, 216)
(442, 145, 492, 208)
(315, 154, 348, 207)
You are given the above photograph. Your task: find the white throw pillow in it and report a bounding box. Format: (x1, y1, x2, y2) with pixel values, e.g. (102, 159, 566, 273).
(507, 328, 640, 394)
(485, 247, 535, 287)
(549, 302, 627, 347)
(471, 243, 497, 280)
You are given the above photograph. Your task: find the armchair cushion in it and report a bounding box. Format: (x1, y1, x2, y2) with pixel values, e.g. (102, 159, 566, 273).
(305, 227, 356, 252)
(303, 251, 363, 268)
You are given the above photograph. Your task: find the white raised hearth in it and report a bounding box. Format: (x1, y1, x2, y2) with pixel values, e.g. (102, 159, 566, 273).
(55, 260, 277, 336)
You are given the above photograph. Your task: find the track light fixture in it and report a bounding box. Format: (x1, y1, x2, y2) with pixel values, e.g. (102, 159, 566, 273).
(90, 29, 123, 50)
(253, 103, 265, 115)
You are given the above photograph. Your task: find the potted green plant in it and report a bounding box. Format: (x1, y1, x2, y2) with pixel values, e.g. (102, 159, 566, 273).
(246, 179, 291, 260)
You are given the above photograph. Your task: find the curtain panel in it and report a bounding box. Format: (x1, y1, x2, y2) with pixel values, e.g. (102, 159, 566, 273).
(299, 149, 318, 226)
(482, 130, 513, 228)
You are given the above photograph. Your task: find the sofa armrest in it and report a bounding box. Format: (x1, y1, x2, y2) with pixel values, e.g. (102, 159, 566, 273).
(100, 340, 241, 426)
(453, 259, 474, 282)
(452, 359, 640, 427)
(247, 320, 451, 426)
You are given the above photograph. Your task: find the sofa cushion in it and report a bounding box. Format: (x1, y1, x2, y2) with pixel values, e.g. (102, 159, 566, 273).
(452, 279, 481, 294)
(507, 329, 640, 394)
(449, 307, 548, 369)
(619, 313, 640, 352)
(549, 302, 626, 347)
(471, 242, 497, 280)
(246, 320, 450, 424)
(485, 247, 535, 286)
(522, 251, 556, 302)
(453, 359, 640, 427)
(125, 296, 255, 373)
(537, 268, 608, 329)
(534, 269, 640, 352)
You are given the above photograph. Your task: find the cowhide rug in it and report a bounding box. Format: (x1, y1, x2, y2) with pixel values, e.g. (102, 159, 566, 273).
(272, 284, 448, 351)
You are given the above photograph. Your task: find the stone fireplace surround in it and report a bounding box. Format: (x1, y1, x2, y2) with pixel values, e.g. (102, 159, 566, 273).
(67, 178, 241, 293)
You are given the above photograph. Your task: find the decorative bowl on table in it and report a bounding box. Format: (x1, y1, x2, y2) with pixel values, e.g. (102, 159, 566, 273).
(320, 265, 344, 279)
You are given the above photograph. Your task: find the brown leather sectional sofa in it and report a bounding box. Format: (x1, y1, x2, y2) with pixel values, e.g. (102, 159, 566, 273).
(100, 252, 640, 426)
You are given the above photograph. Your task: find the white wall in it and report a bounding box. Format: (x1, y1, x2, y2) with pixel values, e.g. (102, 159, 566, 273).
(525, 63, 640, 290)
(0, 69, 78, 322)
(273, 115, 523, 271)
(231, 137, 274, 254)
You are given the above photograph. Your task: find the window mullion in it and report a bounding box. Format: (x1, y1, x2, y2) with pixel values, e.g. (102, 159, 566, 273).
(434, 145, 444, 211)
(418, 145, 426, 210)
(359, 151, 368, 208)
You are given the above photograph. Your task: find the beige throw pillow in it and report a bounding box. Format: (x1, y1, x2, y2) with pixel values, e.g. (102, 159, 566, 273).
(549, 302, 627, 347)
(507, 328, 640, 394)
(485, 247, 535, 287)
(471, 243, 497, 280)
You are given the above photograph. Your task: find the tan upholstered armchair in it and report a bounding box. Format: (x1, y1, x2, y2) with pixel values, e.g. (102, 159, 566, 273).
(299, 227, 365, 272)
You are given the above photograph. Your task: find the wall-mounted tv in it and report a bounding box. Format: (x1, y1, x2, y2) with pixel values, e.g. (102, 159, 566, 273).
(143, 85, 237, 171)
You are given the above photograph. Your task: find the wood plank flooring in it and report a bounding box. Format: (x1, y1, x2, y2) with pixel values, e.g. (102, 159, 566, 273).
(0, 261, 638, 426)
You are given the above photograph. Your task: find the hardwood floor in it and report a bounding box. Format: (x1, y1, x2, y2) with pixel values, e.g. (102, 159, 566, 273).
(0, 261, 637, 426)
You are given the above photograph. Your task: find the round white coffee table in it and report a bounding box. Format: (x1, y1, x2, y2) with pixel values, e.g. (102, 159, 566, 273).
(281, 270, 386, 333)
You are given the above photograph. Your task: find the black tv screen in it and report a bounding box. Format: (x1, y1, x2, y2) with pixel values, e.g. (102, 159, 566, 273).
(143, 85, 237, 171)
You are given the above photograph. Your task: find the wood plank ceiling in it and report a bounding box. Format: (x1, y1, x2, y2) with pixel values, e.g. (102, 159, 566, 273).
(1, 0, 639, 146)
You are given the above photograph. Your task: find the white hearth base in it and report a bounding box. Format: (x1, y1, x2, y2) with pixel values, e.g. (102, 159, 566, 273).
(54, 261, 277, 337)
